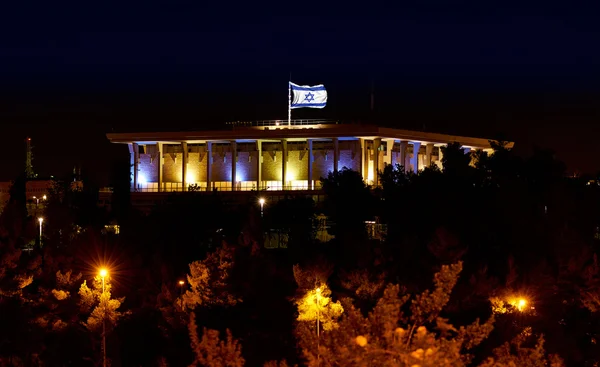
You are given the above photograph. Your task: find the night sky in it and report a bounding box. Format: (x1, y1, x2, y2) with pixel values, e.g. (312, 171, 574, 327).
(1, 1, 600, 184)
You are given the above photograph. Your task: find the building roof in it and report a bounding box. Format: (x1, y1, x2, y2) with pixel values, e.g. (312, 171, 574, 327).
(106, 122, 513, 149)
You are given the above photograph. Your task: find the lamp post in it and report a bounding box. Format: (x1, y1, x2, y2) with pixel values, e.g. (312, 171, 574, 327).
(316, 287, 321, 367)
(99, 268, 108, 367)
(178, 280, 186, 311)
(38, 217, 43, 245)
(259, 198, 265, 217)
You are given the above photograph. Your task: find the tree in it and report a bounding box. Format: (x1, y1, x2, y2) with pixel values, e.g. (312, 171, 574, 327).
(182, 243, 240, 310)
(188, 312, 245, 367)
(296, 283, 344, 333)
(295, 262, 563, 367)
(79, 276, 125, 332)
(78, 274, 126, 366)
(441, 142, 473, 179)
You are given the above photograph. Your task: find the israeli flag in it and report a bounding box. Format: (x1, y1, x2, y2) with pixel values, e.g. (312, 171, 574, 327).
(290, 82, 327, 109)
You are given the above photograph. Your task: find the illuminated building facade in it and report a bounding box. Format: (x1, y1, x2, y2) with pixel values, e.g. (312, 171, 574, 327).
(106, 120, 512, 193)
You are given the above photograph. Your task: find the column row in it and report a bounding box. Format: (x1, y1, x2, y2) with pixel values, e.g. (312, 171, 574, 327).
(130, 139, 459, 192)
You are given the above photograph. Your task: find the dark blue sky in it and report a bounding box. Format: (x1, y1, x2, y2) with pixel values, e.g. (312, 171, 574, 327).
(1, 1, 600, 182)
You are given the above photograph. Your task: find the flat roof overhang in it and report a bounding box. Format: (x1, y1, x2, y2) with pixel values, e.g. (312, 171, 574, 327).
(106, 124, 513, 150)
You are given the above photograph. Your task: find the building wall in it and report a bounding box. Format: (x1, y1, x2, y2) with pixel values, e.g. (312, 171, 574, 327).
(262, 150, 282, 181)
(131, 138, 452, 191)
(212, 151, 232, 182)
(313, 149, 334, 180)
(287, 150, 309, 181)
(139, 153, 158, 183)
(236, 151, 258, 182)
(338, 150, 361, 172)
(186, 152, 201, 184)
(164, 152, 183, 183)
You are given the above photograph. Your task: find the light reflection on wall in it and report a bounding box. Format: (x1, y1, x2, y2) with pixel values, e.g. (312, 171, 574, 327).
(285, 167, 297, 182)
(186, 170, 198, 184)
(367, 161, 374, 183)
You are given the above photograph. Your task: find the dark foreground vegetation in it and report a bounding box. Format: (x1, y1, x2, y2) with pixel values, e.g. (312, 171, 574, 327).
(1, 142, 600, 366)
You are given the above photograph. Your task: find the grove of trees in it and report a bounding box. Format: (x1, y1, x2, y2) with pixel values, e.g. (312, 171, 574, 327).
(1, 141, 599, 366)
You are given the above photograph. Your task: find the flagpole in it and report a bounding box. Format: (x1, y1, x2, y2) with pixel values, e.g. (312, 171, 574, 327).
(288, 80, 291, 126)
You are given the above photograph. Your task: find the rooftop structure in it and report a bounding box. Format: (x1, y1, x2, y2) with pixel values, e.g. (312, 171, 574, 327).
(106, 121, 512, 193)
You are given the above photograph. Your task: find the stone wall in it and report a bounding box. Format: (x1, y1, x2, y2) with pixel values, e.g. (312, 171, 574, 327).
(163, 152, 182, 183)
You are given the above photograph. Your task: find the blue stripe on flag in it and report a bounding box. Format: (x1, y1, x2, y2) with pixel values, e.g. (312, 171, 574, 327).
(290, 84, 326, 91)
(291, 102, 327, 108)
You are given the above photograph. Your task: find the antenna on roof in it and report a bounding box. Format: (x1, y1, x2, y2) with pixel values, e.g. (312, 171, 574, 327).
(25, 137, 36, 179)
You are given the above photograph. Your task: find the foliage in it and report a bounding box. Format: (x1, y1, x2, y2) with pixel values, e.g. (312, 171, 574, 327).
(292, 261, 333, 292)
(479, 330, 564, 367)
(295, 262, 562, 367)
(188, 312, 245, 367)
(296, 283, 344, 332)
(182, 244, 241, 310)
(78, 275, 125, 332)
(339, 268, 386, 301)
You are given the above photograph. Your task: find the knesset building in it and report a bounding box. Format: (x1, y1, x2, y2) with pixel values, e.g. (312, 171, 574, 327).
(106, 120, 511, 193)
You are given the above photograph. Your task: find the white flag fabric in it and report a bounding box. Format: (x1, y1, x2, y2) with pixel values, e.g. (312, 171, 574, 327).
(290, 82, 327, 109)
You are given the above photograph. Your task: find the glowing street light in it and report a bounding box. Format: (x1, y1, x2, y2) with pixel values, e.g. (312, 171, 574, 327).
(507, 296, 529, 312)
(516, 298, 527, 312)
(37, 217, 43, 243)
(99, 268, 109, 367)
(259, 197, 266, 217)
(178, 280, 185, 296)
(42, 195, 47, 201)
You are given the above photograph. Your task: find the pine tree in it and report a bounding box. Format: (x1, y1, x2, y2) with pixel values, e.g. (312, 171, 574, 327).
(181, 244, 240, 310)
(188, 312, 245, 367)
(295, 262, 563, 367)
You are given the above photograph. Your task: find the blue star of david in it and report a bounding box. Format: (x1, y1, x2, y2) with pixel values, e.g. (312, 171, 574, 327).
(304, 92, 315, 102)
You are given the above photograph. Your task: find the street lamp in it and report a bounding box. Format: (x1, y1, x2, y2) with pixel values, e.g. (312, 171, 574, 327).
(38, 217, 43, 244)
(516, 298, 527, 312)
(33, 196, 39, 205)
(259, 198, 265, 217)
(42, 195, 47, 201)
(178, 280, 185, 296)
(316, 286, 321, 366)
(99, 268, 108, 367)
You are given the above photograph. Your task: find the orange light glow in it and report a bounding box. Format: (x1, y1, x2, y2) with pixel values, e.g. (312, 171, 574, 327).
(99, 268, 108, 278)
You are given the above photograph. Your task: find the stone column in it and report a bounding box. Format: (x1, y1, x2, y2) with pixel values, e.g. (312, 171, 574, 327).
(281, 139, 288, 190)
(399, 141, 408, 171)
(206, 141, 213, 191)
(132, 143, 139, 191)
(128, 143, 135, 191)
(425, 143, 434, 168)
(411, 142, 421, 173)
(364, 140, 370, 181)
(332, 138, 339, 173)
(231, 141, 237, 191)
(256, 140, 262, 191)
(359, 139, 365, 180)
(157, 142, 163, 192)
(181, 142, 188, 191)
(438, 145, 445, 169)
(373, 138, 381, 185)
(385, 139, 393, 166)
(307, 139, 314, 190)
